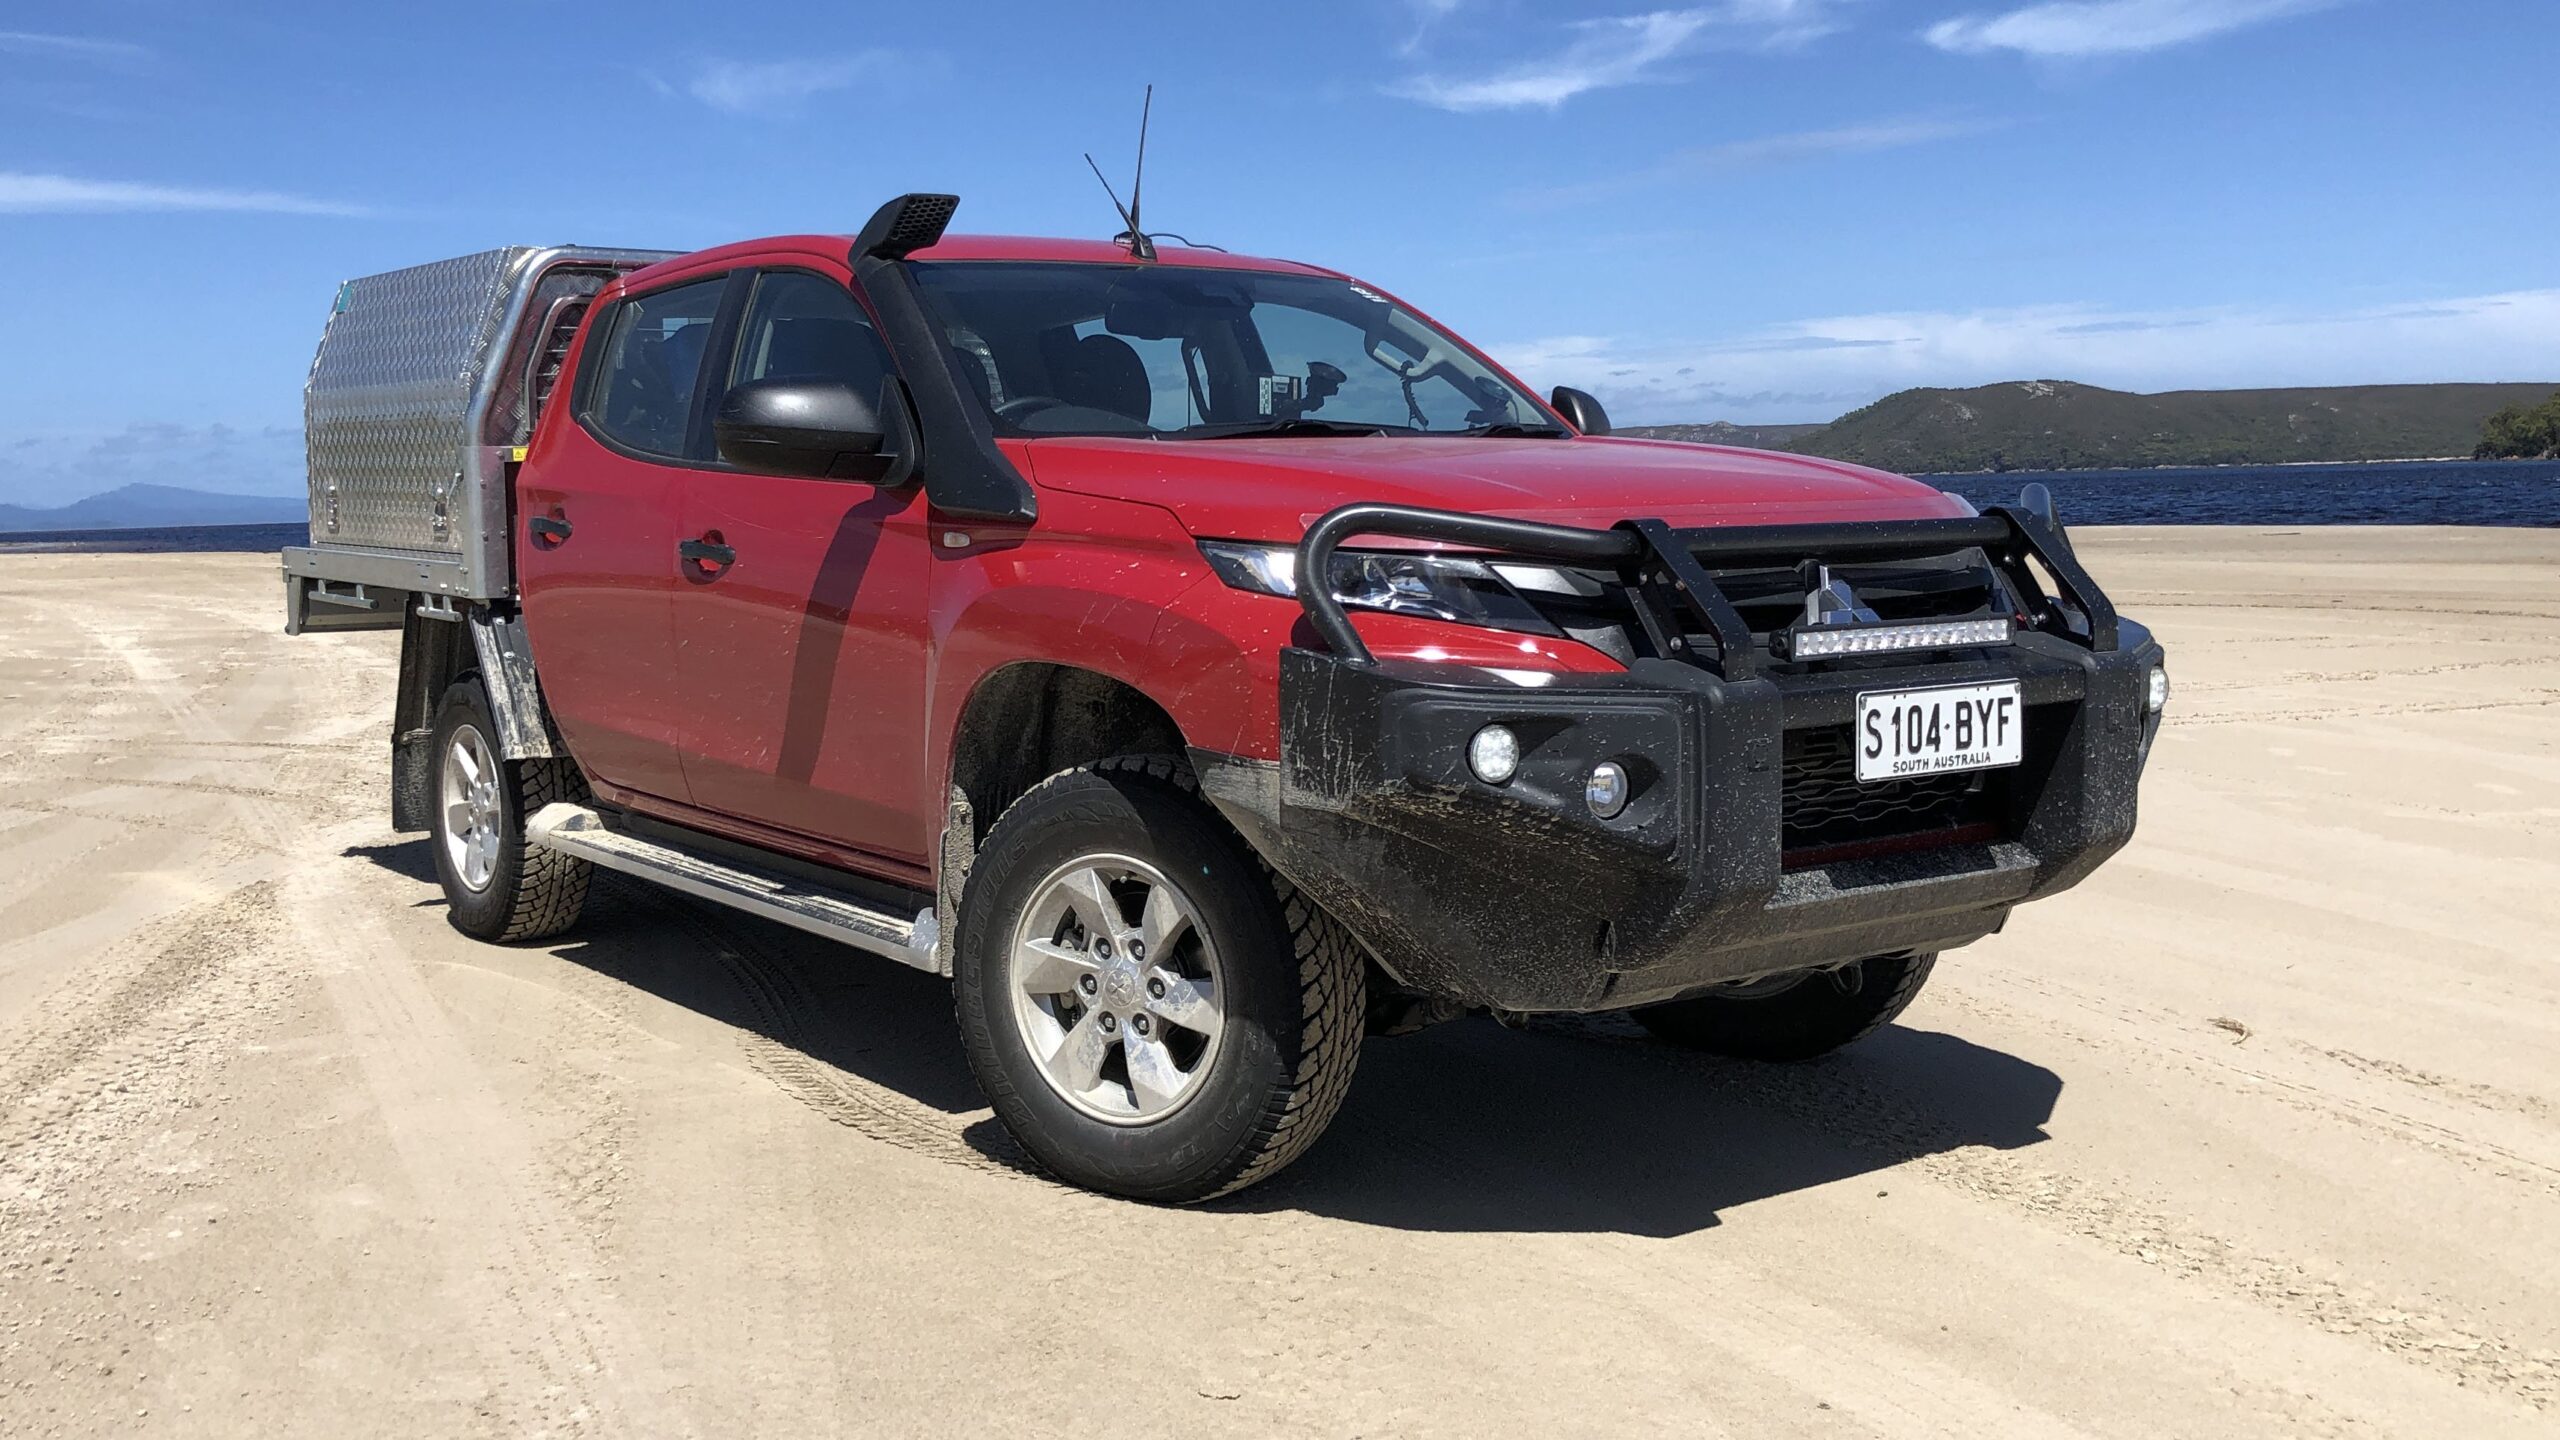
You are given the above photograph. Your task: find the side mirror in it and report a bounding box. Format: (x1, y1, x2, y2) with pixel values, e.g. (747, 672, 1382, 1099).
(1549, 386, 1612, 437)
(714, 377, 917, 483)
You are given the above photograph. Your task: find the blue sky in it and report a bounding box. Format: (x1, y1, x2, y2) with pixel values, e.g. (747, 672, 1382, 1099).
(3, 0, 2554, 505)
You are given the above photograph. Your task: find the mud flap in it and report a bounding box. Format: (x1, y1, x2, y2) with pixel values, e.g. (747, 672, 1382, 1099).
(466, 611, 558, 760)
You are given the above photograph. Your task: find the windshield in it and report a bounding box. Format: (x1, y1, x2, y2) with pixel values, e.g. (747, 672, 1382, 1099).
(909, 261, 1558, 440)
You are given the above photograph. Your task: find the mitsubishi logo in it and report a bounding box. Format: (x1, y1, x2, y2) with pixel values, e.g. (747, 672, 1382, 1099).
(1804, 565, 1882, 628)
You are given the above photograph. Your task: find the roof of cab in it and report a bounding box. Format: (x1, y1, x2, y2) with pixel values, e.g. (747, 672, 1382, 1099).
(621, 232, 1340, 289)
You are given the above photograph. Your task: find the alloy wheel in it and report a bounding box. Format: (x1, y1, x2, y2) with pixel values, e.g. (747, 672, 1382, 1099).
(440, 724, 503, 894)
(1008, 853, 1226, 1124)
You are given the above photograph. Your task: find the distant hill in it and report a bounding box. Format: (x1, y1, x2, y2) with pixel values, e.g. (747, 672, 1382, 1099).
(0, 484, 308, 533)
(1619, 421, 1828, 449)
(1773, 380, 2560, 473)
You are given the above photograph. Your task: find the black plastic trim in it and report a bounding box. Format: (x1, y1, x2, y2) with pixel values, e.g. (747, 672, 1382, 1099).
(569, 270, 744, 471)
(854, 193, 959, 261)
(852, 250, 1039, 523)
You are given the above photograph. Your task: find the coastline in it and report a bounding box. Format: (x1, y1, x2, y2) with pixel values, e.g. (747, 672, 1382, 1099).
(1912, 453, 2487, 477)
(0, 520, 309, 554)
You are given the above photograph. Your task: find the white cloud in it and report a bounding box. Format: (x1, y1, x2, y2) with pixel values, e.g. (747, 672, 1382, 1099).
(1520, 114, 1994, 205)
(0, 30, 148, 63)
(1491, 290, 2560, 425)
(1400, 0, 1469, 56)
(1923, 0, 2337, 59)
(1392, 3, 1848, 112)
(0, 173, 368, 217)
(685, 53, 904, 114)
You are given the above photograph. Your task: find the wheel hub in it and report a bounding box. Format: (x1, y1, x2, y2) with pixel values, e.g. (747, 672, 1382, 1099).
(440, 723, 503, 895)
(1098, 952, 1141, 1009)
(1008, 854, 1226, 1126)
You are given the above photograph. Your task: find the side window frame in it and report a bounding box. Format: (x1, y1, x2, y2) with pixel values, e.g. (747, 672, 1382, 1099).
(571, 270, 744, 467)
(697, 265, 905, 475)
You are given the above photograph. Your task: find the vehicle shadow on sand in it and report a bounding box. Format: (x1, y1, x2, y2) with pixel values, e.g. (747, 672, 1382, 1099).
(1229, 1016, 2056, 1237)
(348, 840, 2061, 1239)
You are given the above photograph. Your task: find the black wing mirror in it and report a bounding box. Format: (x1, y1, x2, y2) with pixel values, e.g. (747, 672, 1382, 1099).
(714, 377, 919, 483)
(1549, 386, 1612, 437)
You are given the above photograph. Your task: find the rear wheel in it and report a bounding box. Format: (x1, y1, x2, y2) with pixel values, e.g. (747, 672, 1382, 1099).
(955, 756, 1364, 1202)
(427, 681, 589, 944)
(1632, 952, 1936, 1061)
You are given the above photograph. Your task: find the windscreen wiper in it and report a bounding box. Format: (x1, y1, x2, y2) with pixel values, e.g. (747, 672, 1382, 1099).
(1172, 418, 1418, 440)
(1455, 422, 1570, 437)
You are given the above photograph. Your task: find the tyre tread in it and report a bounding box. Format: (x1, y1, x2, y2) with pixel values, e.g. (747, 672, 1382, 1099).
(974, 754, 1365, 1201)
(494, 755, 590, 943)
(1633, 951, 1937, 1062)
(430, 679, 589, 945)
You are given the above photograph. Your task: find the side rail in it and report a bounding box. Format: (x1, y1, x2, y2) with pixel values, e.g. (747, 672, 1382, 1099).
(1293, 499, 2118, 679)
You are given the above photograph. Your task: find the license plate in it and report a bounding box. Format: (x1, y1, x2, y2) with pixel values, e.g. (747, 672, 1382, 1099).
(1855, 681, 2023, 783)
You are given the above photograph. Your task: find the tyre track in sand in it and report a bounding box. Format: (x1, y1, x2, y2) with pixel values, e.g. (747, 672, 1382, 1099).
(285, 866, 696, 1438)
(1935, 967, 2560, 1199)
(7, 569, 689, 1434)
(611, 881, 1031, 1179)
(1553, 1016, 2560, 1409)
(0, 882, 300, 1405)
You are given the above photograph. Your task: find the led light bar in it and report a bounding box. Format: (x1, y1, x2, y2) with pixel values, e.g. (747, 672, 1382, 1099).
(1777, 615, 2014, 661)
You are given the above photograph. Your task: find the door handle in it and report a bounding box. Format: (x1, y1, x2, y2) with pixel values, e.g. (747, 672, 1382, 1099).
(679, 536, 736, 571)
(528, 514, 572, 544)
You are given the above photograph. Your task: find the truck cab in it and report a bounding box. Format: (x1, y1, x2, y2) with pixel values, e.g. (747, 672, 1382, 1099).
(286, 194, 2167, 1202)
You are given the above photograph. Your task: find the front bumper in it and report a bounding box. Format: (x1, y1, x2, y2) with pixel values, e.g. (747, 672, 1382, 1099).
(1200, 630, 2160, 1012)
(1195, 501, 2163, 1014)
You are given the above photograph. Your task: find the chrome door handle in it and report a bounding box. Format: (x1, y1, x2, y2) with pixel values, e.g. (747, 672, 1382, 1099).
(679, 537, 736, 569)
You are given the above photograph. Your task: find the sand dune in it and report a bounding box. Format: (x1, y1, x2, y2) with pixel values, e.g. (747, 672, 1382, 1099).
(1, 528, 2554, 1437)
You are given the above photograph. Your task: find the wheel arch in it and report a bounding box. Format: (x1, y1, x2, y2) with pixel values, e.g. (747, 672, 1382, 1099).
(943, 659, 1190, 848)
(934, 660, 1192, 971)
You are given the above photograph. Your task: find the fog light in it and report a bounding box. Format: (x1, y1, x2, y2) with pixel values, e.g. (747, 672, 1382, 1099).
(1467, 725, 1519, 784)
(2146, 665, 2170, 714)
(1586, 761, 1629, 818)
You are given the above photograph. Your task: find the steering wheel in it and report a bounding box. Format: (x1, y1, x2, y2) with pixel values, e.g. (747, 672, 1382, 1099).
(995, 395, 1067, 423)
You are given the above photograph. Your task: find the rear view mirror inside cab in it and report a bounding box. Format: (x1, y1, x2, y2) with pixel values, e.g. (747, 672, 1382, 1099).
(1101, 293, 1180, 340)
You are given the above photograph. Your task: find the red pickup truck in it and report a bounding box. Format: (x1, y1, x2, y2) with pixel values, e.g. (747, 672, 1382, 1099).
(284, 194, 2166, 1201)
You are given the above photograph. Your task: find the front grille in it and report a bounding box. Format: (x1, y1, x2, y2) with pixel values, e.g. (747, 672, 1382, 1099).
(1780, 724, 2002, 867)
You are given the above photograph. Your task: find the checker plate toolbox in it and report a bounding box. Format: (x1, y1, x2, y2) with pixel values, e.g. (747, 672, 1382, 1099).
(284, 244, 672, 626)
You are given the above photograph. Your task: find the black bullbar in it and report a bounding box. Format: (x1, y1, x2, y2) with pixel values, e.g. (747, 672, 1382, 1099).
(1193, 500, 2163, 1016)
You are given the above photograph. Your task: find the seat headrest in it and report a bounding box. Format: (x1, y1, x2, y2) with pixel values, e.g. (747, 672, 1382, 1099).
(1056, 333, 1151, 424)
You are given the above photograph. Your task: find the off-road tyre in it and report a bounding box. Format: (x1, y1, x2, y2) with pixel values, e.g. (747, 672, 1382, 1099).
(1632, 952, 1937, 1062)
(427, 681, 590, 944)
(955, 755, 1365, 1203)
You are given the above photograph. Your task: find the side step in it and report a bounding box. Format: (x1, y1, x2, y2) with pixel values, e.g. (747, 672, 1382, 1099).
(526, 804, 941, 974)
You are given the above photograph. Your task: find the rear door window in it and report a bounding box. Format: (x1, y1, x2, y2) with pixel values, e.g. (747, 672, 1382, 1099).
(584, 278, 727, 459)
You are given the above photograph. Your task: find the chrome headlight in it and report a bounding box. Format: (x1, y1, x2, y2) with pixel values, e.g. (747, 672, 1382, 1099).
(1199, 541, 1554, 634)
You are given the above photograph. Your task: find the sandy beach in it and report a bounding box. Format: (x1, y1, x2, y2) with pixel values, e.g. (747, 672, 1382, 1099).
(1, 527, 2554, 1438)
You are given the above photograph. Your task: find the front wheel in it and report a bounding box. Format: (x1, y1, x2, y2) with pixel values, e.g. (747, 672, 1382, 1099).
(427, 681, 590, 944)
(955, 757, 1364, 1202)
(1632, 952, 1936, 1061)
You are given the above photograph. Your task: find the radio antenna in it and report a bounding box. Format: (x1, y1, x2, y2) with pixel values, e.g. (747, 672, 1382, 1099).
(1081, 85, 1157, 261)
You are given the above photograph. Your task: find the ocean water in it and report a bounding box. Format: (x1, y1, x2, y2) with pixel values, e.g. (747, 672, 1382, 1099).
(2, 461, 2555, 553)
(0, 522, 310, 553)
(1924, 458, 2560, 527)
